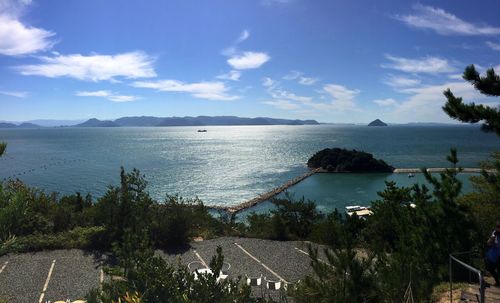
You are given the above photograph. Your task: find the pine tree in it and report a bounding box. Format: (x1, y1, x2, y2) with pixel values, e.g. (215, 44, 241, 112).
(443, 65, 500, 135)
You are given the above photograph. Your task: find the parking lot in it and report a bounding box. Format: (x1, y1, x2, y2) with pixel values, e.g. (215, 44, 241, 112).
(0, 237, 327, 302)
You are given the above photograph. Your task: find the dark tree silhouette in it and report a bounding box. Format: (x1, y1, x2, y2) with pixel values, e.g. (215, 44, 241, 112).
(443, 65, 500, 135)
(0, 142, 5, 157)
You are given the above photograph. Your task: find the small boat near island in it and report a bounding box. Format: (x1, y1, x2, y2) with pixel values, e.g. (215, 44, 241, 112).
(197, 129, 207, 133)
(345, 205, 373, 218)
(408, 173, 415, 178)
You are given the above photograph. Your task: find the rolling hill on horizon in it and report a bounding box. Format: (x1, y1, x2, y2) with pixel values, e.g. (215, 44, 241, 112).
(74, 116, 320, 127)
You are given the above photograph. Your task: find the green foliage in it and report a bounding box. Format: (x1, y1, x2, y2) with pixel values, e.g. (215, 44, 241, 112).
(459, 152, 500, 244)
(0, 168, 224, 255)
(0, 226, 105, 255)
(244, 195, 322, 240)
(307, 147, 394, 172)
(0, 142, 5, 157)
(93, 167, 153, 248)
(290, 148, 480, 302)
(271, 195, 323, 239)
(292, 239, 377, 302)
(90, 242, 262, 303)
(150, 195, 213, 247)
(443, 65, 500, 135)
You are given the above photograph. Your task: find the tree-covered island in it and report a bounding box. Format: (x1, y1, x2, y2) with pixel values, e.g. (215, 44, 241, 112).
(307, 148, 394, 173)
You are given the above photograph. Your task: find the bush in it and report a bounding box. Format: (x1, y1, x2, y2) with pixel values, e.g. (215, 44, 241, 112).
(0, 226, 105, 255)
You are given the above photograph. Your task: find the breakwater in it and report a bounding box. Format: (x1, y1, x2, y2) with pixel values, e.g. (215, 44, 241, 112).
(207, 167, 493, 214)
(208, 168, 321, 214)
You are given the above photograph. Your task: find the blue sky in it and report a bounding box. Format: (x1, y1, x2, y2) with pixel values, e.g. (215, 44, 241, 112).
(0, 0, 499, 123)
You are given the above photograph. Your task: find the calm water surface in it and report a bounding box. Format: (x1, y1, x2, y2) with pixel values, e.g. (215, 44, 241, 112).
(0, 125, 498, 210)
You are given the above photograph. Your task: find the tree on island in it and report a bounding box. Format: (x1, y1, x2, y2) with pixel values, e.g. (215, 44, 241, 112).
(307, 148, 394, 173)
(443, 65, 500, 135)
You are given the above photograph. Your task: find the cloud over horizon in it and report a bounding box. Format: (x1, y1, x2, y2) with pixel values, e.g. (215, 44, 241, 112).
(16, 51, 156, 81)
(75, 90, 138, 102)
(132, 79, 239, 101)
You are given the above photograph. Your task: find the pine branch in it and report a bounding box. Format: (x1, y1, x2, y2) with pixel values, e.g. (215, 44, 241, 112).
(443, 89, 500, 135)
(463, 65, 500, 97)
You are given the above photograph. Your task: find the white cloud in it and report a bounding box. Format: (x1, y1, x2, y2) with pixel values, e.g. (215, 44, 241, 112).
(270, 89, 312, 103)
(132, 80, 239, 101)
(0, 90, 28, 98)
(75, 90, 110, 97)
(382, 55, 455, 73)
(386, 81, 498, 122)
(373, 98, 398, 107)
(283, 70, 302, 80)
(227, 52, 270, 70)
(16, 51, 156, 81)
(298, 76, 318, 85)
(107, 95, 137, 102)
(396, 4, 500, 36)
(216, 70, 241, 81)
(448, 74, 463, 80)
(262, 77, 275, 87)
(235, 30, 250, 44)
(0, 1, 55, 56)
(262, 99, 300, 110)
(383, 75, 421, 88)
(283, 71, 318, 85)
(75, 90, 138, 102)
(486, 41, 500, 51)
(323, 84, 359, 102)
(318, 84, 360, 111)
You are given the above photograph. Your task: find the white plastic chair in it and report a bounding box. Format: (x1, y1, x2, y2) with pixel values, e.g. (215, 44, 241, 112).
(265, 277, 282, 290)
(217, 262, 231, 282)
(246, 274, 263, 286)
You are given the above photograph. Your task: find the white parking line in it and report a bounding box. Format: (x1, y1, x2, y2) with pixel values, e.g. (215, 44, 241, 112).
(0, 261, 8, 274)
(38, 259, 56, 303)
(294, 247, 330, 266)
(100, 268, 104, 286)
(234, 242, 288, 283)
(193, 250, 208, 268)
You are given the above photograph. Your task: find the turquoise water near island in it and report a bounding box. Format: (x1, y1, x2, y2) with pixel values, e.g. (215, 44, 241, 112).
(0, 125, 498, 212)
(238, 172, 476, 219)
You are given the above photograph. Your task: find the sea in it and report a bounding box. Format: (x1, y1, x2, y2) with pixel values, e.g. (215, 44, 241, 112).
(0, 125, 499, 214)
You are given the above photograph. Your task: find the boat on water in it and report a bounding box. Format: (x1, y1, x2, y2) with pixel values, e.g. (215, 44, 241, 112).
(197, 129, 207, 133)
(408, 173, 415, 178)
(345, 205, 373, 218)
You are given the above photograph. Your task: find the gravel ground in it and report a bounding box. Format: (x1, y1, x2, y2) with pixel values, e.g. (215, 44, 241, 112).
(0, 238, 320, 302)
(235, 238, 314, 283)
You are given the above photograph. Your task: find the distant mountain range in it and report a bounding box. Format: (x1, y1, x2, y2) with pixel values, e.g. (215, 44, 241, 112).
(0, 122, 43, 129)
(73, 116, 321, 127)
(0, 117, 472, 128)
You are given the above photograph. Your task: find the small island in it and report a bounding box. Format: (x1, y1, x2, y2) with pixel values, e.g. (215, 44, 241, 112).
(307, 148, 394, 172)
(368, 119, 387, 126)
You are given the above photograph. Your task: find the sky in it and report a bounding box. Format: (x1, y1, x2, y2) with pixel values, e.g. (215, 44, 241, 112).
(0, 0, 499, 123)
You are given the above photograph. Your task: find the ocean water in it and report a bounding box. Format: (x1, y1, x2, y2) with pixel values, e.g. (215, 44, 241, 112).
(0, 125, 498, 210)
